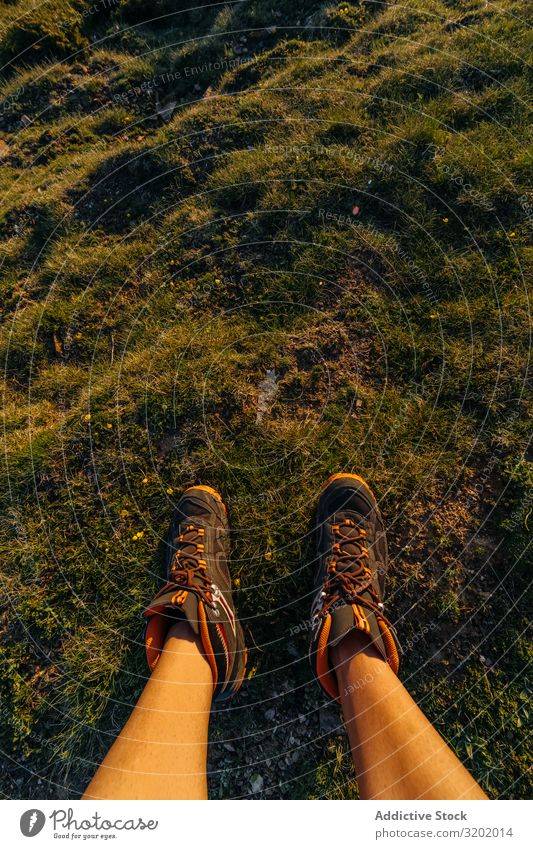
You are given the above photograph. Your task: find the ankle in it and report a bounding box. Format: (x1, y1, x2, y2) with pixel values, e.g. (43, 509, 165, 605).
(151, 619, 214, 686)
(330, 630, 389, 702)
(330, 628, 384, 669)
(165, 619, 196, 645)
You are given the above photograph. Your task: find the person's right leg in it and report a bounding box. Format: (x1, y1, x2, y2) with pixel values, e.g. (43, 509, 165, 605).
(331, 631, 487, 800)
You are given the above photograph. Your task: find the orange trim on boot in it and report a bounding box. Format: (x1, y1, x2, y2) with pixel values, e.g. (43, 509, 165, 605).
(320, 472, 376, 500)
(315, 614, 339, 701)
(352, 603, 371, 635)
(182, 484, 228, 516)
(198, 600, 219, 693)
(377, 617, 400, 674)
(235, 647, 248, 694)
(145, 614, 170, 672)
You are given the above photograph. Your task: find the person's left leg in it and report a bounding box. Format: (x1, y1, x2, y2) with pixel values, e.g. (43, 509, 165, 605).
(83, 621, 212, 800)
(308, 472, 487, 800)
(332, 630, 487, 799)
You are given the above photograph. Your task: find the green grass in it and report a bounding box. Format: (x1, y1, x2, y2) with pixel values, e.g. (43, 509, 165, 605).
(0, 0, 531, 799)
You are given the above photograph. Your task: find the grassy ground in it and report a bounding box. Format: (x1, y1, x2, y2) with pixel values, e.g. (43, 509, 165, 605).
(0, 0, 531, 799)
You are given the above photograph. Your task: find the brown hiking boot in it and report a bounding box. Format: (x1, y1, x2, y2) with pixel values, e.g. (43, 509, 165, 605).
(144, 485, 247, 701)
(309, 473, 401, 700)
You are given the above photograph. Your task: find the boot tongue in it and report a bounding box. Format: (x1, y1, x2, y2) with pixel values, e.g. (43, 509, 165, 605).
(171, 525, 200, 564)
(181, 592, 201, 634)
(176, 542, 196, 560)
(149, 585, 201, 634)
(333, 514, 365, 568)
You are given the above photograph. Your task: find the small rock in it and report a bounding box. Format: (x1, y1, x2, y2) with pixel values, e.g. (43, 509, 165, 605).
(250, 774, 264, 794)
(156, 99, 177, 122)
(20, 114, 32, 127)
(223, 742, 235, 752)
(265, 708, 276, 721)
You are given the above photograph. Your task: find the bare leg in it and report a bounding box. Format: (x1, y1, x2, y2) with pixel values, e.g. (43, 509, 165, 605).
(331, 632, 487, 800)
(83, 622, 213, 800)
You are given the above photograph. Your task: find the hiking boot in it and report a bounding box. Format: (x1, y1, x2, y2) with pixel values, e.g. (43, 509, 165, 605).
(309, 473, 401, 700)
(144, 485, 247, 701)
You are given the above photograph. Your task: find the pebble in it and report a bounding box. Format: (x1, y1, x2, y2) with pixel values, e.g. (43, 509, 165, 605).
(251, 774, 264, 794)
